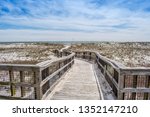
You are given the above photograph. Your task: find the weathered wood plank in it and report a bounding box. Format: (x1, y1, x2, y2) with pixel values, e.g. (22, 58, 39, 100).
(45, 59, 101, 100)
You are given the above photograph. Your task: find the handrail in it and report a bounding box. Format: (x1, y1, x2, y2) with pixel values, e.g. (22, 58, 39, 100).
(74, 50, 150, 100)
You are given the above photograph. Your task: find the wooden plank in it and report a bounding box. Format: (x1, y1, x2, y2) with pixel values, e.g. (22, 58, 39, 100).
(46, 59, 101, 100)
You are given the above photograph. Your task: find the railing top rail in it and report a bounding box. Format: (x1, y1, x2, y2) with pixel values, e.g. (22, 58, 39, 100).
(0, 63, 39, 71)
(119, 64, 150, 70)
(120, 67, 150, 71)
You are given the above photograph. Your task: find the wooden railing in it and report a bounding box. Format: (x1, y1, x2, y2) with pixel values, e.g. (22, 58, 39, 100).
(0, 51, 75, 100)
(75, 51, 150, 100)
(1, 48, 149, 100)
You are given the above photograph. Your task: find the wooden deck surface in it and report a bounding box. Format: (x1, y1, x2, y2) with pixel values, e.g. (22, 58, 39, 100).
(45, 59, 101, 100)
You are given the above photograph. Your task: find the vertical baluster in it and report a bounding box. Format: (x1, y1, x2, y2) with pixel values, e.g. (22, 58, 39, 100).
(34, 68, 42, 100)
(9, 70, 14, 96)
(20, 71, 25, 97)
(118, 71, 124, 100)
(133, 75, 137, 88)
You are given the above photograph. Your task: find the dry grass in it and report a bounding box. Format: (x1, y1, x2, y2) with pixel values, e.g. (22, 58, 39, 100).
(0, 43, 64, 64)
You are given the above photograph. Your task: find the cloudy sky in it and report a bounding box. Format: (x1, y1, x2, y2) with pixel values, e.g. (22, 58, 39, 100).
(0, 0, 150, 42)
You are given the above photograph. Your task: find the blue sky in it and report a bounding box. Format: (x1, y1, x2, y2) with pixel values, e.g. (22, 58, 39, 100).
(0, 0, 150, 42)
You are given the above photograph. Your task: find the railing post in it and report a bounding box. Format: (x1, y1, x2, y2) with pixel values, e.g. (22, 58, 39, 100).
(71, 56, 74, 66)
(9, 70, 15, 96)
(118, 71, 124, 100)
(20, 71, 25, 97)
(58, 62, 61, 77)
(104, 65, 106, 76)
(89, 52, 91, 60)
(75, 52, 77, 57)
(34, 68, 42, 100)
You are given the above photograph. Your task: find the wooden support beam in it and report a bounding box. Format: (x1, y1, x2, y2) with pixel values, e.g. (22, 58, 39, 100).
(144, 93, 149, 100)
(132, 93, 136, 100)
(20, 71, 25, 97)
(9, 70, 15, 96)
(118, 73, 124, 100)
(133, 75, 137, 88)
(34, 69, 42, 100)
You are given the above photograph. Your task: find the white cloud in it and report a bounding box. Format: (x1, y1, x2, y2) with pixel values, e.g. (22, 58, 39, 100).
(0, 0, 150, 41)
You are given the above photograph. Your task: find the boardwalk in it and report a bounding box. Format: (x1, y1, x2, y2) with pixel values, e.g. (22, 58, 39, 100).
(46, 59, 101, 100)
